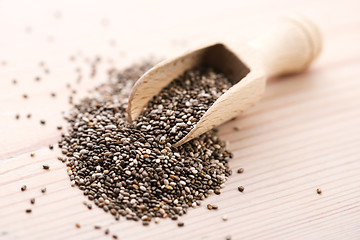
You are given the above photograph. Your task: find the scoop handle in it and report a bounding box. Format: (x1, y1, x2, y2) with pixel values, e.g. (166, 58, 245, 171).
(250, 15, 322, 78)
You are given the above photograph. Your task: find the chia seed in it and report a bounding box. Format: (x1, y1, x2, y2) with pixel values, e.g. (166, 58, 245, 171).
(58, 61, 233, 224)
(237, 168, 244, 174)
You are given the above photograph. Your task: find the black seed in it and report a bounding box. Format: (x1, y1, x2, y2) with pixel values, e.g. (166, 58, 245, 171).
(177, 222, 184, 227)
(26, 209, 32, 213)
(21, 185, 27, 191)
(30, 198, 35, 204)
(238, 186, 244, 192)
(237, 168, 244, 174)
(317, 188, 322, 194)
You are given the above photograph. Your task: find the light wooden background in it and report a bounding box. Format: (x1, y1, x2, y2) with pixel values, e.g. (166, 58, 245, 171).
(1, 0, 360, 239)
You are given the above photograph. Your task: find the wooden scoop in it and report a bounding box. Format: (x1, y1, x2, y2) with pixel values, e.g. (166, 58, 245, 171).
(127, 15, 322, 147)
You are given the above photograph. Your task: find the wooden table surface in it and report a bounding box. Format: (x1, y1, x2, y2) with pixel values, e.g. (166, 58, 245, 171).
(1, 0, 360, 239)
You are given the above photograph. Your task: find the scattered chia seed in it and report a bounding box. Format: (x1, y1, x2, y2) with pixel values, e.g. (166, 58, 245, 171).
(27, 114, 32, 119)
(178, 222, 184, 227)
(21, 185, 27, 191)
(207, 204, 213, 210)
(104, 229, 109, 235)
(112, 235, 118, 239)
(23, 94, 28, 99)
(35, 76, 41, 82)
(12, 79, 17, 85)
(222, 215, 228, 221)
(15, 114, 20, 120)
(238, 186, 244, 192)
(51, 92, 56, 98)
(49, 144, 54, 150)
(40, 120, 46, 125)
(30, 153, 35, 157)
(317, 188, 322, 194)
(41, 187, 47, 193)
(75, 223, 81, 228)
(30, 198, 35, 204)
(42, 165, 50, 170)
(226, 235, 232, 240)
(237, 168, 244, 174)
(25, 209, 32, 213)
(94, 225, 101, 230)
(58, 61, 233, 225)
(57, 126, 63, 130)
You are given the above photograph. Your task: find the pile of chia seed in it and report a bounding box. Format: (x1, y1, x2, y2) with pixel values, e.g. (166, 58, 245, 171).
(137, 67, 233, 145)
(58, 61, 233, 225)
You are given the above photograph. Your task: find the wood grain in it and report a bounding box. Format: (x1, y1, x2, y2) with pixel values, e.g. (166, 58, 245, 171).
(1, 0, 360, 240)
